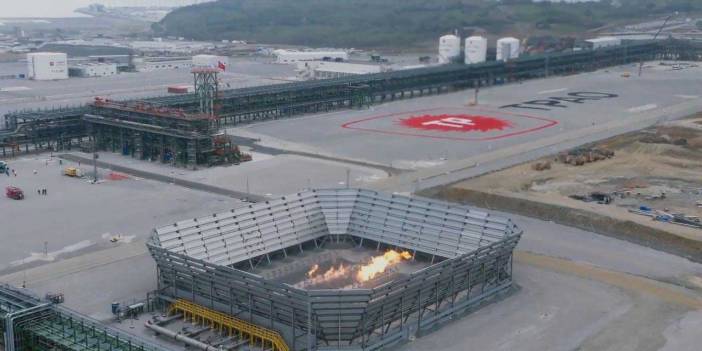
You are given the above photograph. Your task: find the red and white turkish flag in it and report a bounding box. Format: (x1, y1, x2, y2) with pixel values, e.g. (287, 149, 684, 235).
(218, 61, 226, 71)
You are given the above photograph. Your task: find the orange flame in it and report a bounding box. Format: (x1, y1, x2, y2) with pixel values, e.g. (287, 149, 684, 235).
(307, 264, 319, 277)
(298, 264, 349, 288)
(356, 250, 412, 282)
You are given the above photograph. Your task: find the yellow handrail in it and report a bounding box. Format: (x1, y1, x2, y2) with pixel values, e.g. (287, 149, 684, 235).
(169, 299, 290, 351)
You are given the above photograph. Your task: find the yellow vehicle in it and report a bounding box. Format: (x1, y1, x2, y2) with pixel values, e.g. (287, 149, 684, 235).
(64, 167, 82, 177)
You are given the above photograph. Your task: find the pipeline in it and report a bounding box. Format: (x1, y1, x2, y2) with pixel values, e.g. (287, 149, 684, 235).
(144, 320, 219, 351)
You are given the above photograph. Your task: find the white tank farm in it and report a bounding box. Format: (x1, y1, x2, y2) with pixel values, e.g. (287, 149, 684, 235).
(464, 36, 487, 64)
(192, 54, 229, 70)
(27, 52, 68, 80)
(496, 37, 521, 62)
(438, 34, 461, 64)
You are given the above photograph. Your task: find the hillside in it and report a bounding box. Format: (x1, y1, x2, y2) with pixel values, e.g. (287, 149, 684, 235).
(154, 0, 701, 49)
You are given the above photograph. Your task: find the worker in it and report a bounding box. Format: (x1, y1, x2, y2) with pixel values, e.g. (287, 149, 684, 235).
(33, 169, 37, 175)
(59, 159, 63, 165)
(37, 189, 41, 195)
(12, 169, 17, 177)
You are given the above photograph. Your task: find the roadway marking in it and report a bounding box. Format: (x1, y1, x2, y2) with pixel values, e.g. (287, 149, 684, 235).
(0, 86, 31, 92)
(675, 95, 699, 99)
(628, 104, 658, 113)
(537, 88, 568, 95)
(342, 107, 558, 141)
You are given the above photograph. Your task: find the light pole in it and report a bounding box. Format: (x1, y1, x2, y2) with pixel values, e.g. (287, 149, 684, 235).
(92, 136, 98, 183)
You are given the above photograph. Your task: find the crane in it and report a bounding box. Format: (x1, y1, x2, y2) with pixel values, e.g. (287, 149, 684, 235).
(639, 12, 678, 76)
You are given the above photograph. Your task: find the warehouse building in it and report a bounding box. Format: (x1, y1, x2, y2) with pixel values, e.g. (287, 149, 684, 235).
(585, 37, 622, 50)
(68, 63, 118, 78)
(132, 57, 192, 72)
(274, 49, 349, 64)
(296, 60, 385, 80)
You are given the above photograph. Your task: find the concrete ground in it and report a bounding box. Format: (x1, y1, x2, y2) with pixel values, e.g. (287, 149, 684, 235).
(0, 57, 296, 116)
(230, 62, 702, 193)
(236, 62, 702, 166)
(0, 155, 238, 273)
(63, 150, 388, 198)
(2, 196, 700, 348)
(2, 61, 702, 350)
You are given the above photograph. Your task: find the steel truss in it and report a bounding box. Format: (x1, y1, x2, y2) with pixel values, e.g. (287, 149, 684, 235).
(148, 189, 523, 350)
(1, 284, 168, 351)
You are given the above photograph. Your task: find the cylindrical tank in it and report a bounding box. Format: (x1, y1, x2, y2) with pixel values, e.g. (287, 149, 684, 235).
(464, 36, 488, 64)
(496, 37, 520, 62)
(438, 34, 461, 64)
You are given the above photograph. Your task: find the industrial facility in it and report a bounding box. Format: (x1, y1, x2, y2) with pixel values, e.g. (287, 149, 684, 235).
(2, 21, 702, 351)
(3, 39, 695, 163)
(148, 188, 522, 350)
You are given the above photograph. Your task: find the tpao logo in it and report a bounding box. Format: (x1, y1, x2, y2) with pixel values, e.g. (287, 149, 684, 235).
(500, 92, 619, 111)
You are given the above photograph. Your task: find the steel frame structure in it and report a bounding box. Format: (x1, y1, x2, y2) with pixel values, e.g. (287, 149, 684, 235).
(1, 284, 169, 351)
(147, 189, 522, 350)
(2, 40, 701, 162)
(83, 99, 217, 168)
(192, 68, 219, 117)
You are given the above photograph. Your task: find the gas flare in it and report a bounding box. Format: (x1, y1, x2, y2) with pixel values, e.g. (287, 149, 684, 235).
(298, 264, 349, 288)
(307, 264, 319, 277)
(356, 250, 412, 282)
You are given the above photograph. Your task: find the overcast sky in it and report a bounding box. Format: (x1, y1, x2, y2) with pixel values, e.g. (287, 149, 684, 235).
(1, 1, 212, 18)
(1, 0, 92, 17)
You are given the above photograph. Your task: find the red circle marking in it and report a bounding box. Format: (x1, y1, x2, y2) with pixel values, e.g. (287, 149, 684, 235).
(400, 114, 513, 133)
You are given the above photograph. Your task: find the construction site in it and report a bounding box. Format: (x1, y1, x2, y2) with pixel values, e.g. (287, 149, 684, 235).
(2, 36, 702, 351)
(432, 113, 702, 261)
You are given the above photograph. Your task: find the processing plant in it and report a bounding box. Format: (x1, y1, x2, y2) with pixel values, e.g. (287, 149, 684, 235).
(147, 188, 522, 350)
(2, 39, 701, 167)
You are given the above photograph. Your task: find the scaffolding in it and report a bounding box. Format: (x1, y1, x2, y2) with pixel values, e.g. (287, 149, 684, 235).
(85, 98, 218, 168)
(169, 299, 289, 351)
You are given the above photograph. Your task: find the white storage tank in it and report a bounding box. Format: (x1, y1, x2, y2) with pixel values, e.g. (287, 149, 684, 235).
(438, 34, 461, 64)
(464, 36, 488, 64)
(27, 52, 68, 80)
(496, 37, 520, 62)
(192, 54, 229, 70)
(585, 37, 622, 50)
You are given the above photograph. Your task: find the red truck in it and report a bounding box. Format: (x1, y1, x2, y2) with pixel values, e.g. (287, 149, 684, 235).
(5, 186, 24, 200)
